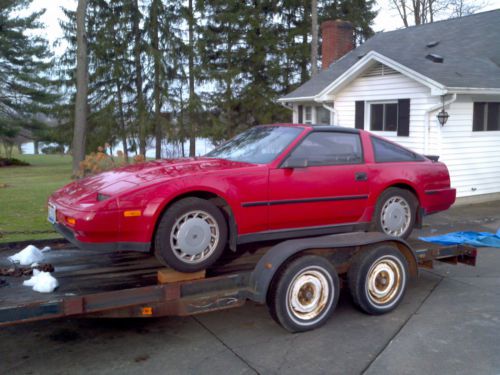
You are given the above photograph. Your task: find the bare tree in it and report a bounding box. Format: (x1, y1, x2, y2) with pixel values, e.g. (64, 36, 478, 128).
(449, 0, 487, 17)
(72, 0, 88, 176)
(311, 0, 318, 76)
(390, 0, 483, 27)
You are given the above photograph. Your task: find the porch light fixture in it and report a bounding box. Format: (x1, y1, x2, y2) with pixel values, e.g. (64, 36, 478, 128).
(437, 96, 449, 126)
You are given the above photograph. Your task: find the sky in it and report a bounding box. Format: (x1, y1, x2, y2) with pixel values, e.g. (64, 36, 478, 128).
(33, 0, 500, 54)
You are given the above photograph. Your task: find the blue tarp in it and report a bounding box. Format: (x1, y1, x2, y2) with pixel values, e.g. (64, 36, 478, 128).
(419, 228, 500, 248)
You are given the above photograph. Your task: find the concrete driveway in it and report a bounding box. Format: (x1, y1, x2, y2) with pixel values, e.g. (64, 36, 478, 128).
(1, 201, 499, 375)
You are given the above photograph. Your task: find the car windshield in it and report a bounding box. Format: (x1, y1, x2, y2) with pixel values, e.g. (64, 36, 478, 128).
(206, 126, 303, 163)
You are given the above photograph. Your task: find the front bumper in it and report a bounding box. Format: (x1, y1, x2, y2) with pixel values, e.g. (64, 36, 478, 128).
(53, 222, 151, 253)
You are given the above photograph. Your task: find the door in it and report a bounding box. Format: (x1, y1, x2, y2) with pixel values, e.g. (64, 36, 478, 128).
(268, 131, 369, 230)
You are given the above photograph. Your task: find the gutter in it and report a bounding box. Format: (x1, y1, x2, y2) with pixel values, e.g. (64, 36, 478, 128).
(424, 93, 457, 154)
(279, 101, 293, 111)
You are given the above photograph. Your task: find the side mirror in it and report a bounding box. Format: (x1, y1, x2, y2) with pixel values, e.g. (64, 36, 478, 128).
(282, 158, 308, 169)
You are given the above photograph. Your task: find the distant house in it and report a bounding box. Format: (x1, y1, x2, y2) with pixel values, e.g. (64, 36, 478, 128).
(279, 10, 500, 199)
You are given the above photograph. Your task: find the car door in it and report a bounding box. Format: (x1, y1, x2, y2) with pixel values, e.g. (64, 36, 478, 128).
(268, 131, 369, 230)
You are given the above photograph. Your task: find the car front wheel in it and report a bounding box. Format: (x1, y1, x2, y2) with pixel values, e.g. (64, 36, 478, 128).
(154, 197, 228, 272)
(373, 188, 417, 239)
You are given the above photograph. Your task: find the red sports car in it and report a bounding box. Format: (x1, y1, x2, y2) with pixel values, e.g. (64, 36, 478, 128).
(48, 124, 455, 272)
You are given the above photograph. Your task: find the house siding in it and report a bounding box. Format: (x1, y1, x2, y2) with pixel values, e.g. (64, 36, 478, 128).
(331, 74, 500, 198)
(440, 97, 500, 198)
(333, 72, 439, 153)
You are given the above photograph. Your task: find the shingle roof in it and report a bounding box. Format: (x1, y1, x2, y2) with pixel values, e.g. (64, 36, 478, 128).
(281, 9, 500, 100)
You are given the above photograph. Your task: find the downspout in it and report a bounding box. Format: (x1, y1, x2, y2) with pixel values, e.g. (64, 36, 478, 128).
(279, 101, 294, 122)
(424, 93, 457, 154)
(280, 102, 293, 110)
(321, 103, 338, 126)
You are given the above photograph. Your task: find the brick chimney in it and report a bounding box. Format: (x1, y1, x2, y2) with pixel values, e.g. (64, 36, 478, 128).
(321, 20, 354, 70)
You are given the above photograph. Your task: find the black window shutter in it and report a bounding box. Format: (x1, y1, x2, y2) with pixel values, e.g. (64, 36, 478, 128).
(487, 103, 499, 131)
(298, 105, 303, 123)
(473, 103, 485, 131)
(397, 99, 410, 137)
(355, 101, 364, 129)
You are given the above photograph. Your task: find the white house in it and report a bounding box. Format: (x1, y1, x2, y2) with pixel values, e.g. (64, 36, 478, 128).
(279, 11, 500, 199)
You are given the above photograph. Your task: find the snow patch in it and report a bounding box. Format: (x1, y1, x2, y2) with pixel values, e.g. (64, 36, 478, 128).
(23, 270, 59, 293)
(8, 245, 48, 266)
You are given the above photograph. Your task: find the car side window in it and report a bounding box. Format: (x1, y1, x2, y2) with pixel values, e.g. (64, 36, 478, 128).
(372, 136, 424, 162)
(284, 132, 363, 167)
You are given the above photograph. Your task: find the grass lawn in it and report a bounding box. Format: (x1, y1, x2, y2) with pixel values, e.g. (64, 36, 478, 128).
(0, 154, 72, 243)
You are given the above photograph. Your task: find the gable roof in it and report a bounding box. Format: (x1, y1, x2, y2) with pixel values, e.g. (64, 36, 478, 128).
(280, 9, 500, 101)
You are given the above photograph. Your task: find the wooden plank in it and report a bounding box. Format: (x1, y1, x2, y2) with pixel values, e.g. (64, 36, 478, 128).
(157, 269, 206, 284)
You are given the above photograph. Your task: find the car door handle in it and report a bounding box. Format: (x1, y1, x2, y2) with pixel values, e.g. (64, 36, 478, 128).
(355, 172, 368, 181)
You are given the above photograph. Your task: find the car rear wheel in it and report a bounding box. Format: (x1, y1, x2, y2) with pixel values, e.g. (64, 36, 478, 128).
(373, 187, 417, 239)
(154, 197, 228, 272)
(348, 246, 409, 315)
(267, 255, 340, 333)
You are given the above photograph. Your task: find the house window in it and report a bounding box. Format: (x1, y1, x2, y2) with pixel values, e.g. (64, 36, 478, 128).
(297, 104, 333, 125)
(370, 102, 398, 131)
(304, 106, 313, 124)
(473, 102, 500, 131)
(316, 107, 331, 125)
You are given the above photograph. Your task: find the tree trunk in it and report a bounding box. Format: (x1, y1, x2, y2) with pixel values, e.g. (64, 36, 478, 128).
(72, 0, 89, 177)
(151, 0, 162, 159)
(116, 81, 129, 163)
(34, 140, 39, 155)
(311, 0, 318, 76)
(132, 0, 146, 157)
(392, 0, 409, 27)
(300, 32, 308, 83)
(188, 0, 196, 157)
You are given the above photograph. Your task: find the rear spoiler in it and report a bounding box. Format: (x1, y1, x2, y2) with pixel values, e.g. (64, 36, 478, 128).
(424, 155, 440, 162)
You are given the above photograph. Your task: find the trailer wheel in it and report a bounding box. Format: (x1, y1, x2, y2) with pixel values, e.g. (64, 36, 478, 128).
(348, 246, 409, 315)
(267, 255, 339, 333)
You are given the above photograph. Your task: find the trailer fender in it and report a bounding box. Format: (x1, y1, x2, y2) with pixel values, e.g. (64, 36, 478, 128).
(248, 232, 417, 304)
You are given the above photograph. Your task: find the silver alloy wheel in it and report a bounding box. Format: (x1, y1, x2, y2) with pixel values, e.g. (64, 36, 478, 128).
(286, 267, 331, 322)
(170, 210, 220, 264)
(365, 256, 403, 306)
(380, 195, 411, 237)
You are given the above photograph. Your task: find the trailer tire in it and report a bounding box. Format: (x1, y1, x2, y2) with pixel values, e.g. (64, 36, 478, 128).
(267, 255, 339, 333)
(348, 246, 409, 315)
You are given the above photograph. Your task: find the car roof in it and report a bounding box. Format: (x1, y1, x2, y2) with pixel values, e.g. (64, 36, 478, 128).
(262, 123, 361, 134)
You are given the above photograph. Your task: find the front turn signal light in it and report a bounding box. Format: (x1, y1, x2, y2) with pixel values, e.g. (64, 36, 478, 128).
(66, 217, 76, 226)
(124, 210, 142, 217)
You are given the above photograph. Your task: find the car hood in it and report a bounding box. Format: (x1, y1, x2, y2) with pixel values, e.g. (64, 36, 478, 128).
(51, 158, 254, 207)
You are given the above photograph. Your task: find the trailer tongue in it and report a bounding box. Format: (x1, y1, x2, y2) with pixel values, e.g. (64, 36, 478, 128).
(0, 233, 477, 332)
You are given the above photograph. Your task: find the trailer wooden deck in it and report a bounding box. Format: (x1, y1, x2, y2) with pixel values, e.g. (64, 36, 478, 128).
(0, 237, 477, 328)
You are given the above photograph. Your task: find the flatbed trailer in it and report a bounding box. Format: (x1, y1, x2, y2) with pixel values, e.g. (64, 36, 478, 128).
(0, 232, 477, 332)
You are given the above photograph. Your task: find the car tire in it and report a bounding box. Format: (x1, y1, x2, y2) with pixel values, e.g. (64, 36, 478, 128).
(348, 246, 409, 315)
(373, 187, 417, 239)
(154, 197, 228, 273)
(267, 255, 340, 333)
